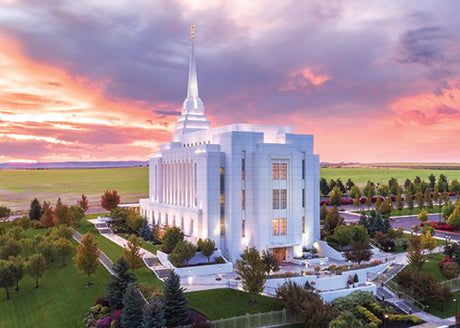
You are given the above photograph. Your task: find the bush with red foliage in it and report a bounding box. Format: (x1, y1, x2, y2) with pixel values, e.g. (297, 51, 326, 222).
(440, 258, 453, 268)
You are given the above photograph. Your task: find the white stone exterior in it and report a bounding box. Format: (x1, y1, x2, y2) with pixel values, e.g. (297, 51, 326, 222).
(140, 39, 320, 263)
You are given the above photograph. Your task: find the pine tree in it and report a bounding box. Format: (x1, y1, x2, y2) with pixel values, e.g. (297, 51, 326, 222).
(162, 271, 189, 327)
(121, 283, 145, 328)
(454, 246, 460, 266)
(106, 257, 137, 310)
(372, 212, 385, 235)
(142, 297, 166, 328)
(358, 214, 368, 230)
(29, 198, 43, 221)
(139, 219, 149, 239)
(406, 190, 414, 214)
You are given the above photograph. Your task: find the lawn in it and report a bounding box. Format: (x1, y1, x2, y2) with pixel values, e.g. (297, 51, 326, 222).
(0, 167, 148, 212)
(0, 226, 109, 328)
(74, 214, 164, 288)
(422, 253, 446, 282)
(354, 206, 443, 217)
(321, 167, 460, 186)
(186, 288, 285, 320)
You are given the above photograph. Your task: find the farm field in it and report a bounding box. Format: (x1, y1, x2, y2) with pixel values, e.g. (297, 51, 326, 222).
(0, 167, 149, 213)
(320, 167, 460, 186)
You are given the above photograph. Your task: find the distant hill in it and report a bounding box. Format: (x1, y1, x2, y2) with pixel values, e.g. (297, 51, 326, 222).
(0, 161, 149, 169)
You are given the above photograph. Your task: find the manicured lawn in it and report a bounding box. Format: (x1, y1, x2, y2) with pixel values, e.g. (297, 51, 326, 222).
(320, 167, 460, 186)
(0, 167, 148, 212)
(75, 214, 163, 288)
(353, 206, 443, 217)
(0, 227, 109, 328)
(422, 253, 447, 282)
(186, 289, 285, 320)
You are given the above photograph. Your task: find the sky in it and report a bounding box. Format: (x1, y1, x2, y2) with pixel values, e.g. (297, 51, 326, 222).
(0, 0, 460, 163)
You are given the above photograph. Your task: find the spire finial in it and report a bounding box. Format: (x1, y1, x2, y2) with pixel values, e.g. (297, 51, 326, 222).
(191, 25, 195, 39)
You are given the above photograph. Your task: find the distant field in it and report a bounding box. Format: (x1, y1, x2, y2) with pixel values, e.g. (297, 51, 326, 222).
(320, 167, 460, 186)
(0, 167, 149, 212)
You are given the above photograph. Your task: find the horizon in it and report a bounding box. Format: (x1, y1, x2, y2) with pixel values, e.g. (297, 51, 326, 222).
(1, 1, 460, 163)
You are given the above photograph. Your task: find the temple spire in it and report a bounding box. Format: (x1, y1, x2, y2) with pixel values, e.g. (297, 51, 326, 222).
(173, 26, 210, 141)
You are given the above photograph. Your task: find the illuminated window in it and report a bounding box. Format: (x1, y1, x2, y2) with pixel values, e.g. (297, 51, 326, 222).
(302, 189, 305, 208)
(280, 189, 287, 209)
(242, 190, 245, 210)
(280, 163, 287, 180)
(272, 190, 279, 209)
(272, 163, 279, 180)
(242, 152, 245, 180)
(272, 219, 280, 235)
(242, 219, 245, 237)
(280, 218, 287, 235)
(302, 216, 305, 233)
(302, 158, 305, 180)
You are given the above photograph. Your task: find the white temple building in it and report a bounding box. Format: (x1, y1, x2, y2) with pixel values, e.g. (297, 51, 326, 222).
(140, 34, 320, 263)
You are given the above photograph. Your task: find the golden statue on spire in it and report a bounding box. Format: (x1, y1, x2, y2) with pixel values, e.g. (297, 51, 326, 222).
(191, 24, 195, 39)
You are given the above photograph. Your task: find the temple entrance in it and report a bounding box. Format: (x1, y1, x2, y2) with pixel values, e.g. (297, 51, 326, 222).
(272, 247, 287, 262)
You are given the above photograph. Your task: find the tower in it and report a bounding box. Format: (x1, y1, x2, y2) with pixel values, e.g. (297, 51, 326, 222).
(173, 25, 211, 141)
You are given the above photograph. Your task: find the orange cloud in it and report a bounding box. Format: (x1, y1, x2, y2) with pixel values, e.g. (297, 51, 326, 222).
(280, 67, 331, 92)
(0, 35, 177, 162)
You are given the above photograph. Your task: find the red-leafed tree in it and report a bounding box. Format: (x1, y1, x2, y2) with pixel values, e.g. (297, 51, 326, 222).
(40, 201, 54, 228)
(101, 190, 120, 211)
(78, 194, 89, 212)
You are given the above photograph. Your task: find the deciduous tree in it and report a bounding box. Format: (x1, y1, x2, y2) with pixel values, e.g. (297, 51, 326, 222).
(74, 232, 101, 286)
(261, 249, 280, 275)
(343, 242, 372, 264)
(170, 240, 196, 266)
(421, 230, 437, 253)
(123, 234, 143, 271)
(406, 190, 414, 214)
(54, 203, 73, 226)
(418, 208, 428, 222)
(0, 260, 15, 300)
(197, 238, 215, 263)
(324, 206, 343, 234)
(78, 194, 89, 212)
(70, 205, 85, 227)
(26, 253, 46, 288)
(162, 226, 184, 253)
(9, 255, 24, 291)
(407, 235, 425, 272)
(54, 237, 74, 267)
(40, 201, 54, 228)
(236, 247, 266, 304)
(329, 186, 343, 207)
(101, 189, 120, 211)
(349, 185, 361, 200)
(447, 206, 460, 227)
(0, 206, 11, 227)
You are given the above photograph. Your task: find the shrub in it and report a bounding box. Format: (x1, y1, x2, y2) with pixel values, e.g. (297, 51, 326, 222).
(387, 314, 422, 324)
(394, 238, 409, 252)
(31, 220, 42, 229)
(215, 256, 226, 264)
(440, 258, 453, 268)
(95, 316, 112, 328)
(442, 261, 460, 279)
(285, 271, 293, 277)
(354, 305, 382, 328)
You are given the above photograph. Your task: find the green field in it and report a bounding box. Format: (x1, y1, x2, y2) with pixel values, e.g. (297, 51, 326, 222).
(0, 167, 148, 212)
(320, 167, 460, 186)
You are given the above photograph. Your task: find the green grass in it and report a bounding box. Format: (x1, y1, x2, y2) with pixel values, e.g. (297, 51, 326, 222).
(321, 167, 460, 186)
(186, 289, 285, 320)
(426, 290, 460, 318)
(0, 167, 148, 212)
(74, 214, 163, 288)
(0, 227, 109, 328)
(422, 253, 446, 282)
(354, 206, 443, 217)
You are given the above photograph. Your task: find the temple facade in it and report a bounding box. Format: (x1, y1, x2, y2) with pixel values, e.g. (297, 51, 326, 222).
(140, 36, 320, 263)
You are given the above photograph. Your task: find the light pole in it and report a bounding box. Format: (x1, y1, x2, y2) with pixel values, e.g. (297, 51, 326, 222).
(446, 236, 452, 260)
(384, 314, 389, 328)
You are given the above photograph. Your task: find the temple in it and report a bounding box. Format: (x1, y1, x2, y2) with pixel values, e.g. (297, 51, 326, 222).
(140, 31, 320, 263)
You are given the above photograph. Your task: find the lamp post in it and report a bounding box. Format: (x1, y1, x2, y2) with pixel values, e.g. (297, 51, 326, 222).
(384, 314, 389, 328)
(446, 236, 452, 260)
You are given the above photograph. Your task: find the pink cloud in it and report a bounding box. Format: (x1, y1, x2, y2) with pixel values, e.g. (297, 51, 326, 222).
(279, 67, 331, 92)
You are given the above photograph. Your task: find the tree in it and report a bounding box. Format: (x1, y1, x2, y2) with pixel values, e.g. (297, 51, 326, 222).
(261, 249, 280, 275)
(170, 240, 196, 267)
(40, 201, 54, 228)
(101, 189, 120, 211)
(54, 237, 74, 267)
(162, 270, 189, 327)
(54, 203, 73, 226)
(407, 235, 425, 272)
(421, 230, 437, 253)
(19, 238, 34, 260)
(351, 224, 369, 243)
(51, 224, 73, 240)
(162, 226, 184, 253)
(389, 178, 400, 195)
(142, 298, 166, 328)
(447, 206, 460, 227)
(378, 198, 392, 217)
(333, 225, 353, 250)
(451, 179, 460, 197)
(371, 212, 386, 235)
(406, 190, 414, 214)
(123, 234, 144, 272)
(358, 214, 368, 230)
(415, 191, 424, 210)
(106, 257, 137, 310)
(336, 179, 346, 194)
(74, 232, 101, 286)
(324, 206, 343, 234)
(121, 283, 145, 328)
(26, 253, 46, 288)
(418, 208, 428, 222)
(428, 173, 436, 190)
(329, 186, 342, 207)
(0, 238, 21, 260)
(345, 179, 355, 191)
(78, 194, 89, 212)
(70, 205, 85, 227)
(16, 215, 31, 230)
(9, 255, 25, 291)
(442, 200, 455, 220)
(235, 247, 266, 304)
(349, 185, 361, 199)
(36, 237, 54, 265)
(0, 206, 11, 228)
(126, 210, 144, 234)
(0, 260, 15, 300)
(378, 184, 390, 197)
(344, 242, 372, 265)
(276, 281, 339, 328)
(197, 238, 215, 263)
(353, 195, 361, 210)
(374, 197, 382, 212)
(329, 179, 337, 191)
(29, 198, 43, 221)
(320, 204, 329, 223)
(320, 177, 330, 196)
(362, 181, 375, 199)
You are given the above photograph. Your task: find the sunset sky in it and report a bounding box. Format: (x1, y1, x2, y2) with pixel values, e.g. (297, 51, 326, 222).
(1, 1, 460, 163)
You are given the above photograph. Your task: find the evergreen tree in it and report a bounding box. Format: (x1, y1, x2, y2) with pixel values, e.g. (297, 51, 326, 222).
(406, 190, 414, 214)
(139, 219, 150, 239)
(358, 214, 368, 230)
(395, 191, 404, 213)
(372, 212, 385, 235)
(418, 208, 429, 222)
(29, 198, 43, 221)
(121, 283, 145, 328)
(329, 186, 343, 207)
(454, 246, 460, 266)
(142, 297, 166, 328)
(383, 216, 391, 233)
(320, 177, 330, 196)
(447, 206, 460, 227)
(162, 270, 189, 327)
(106, 257, 137, 310)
